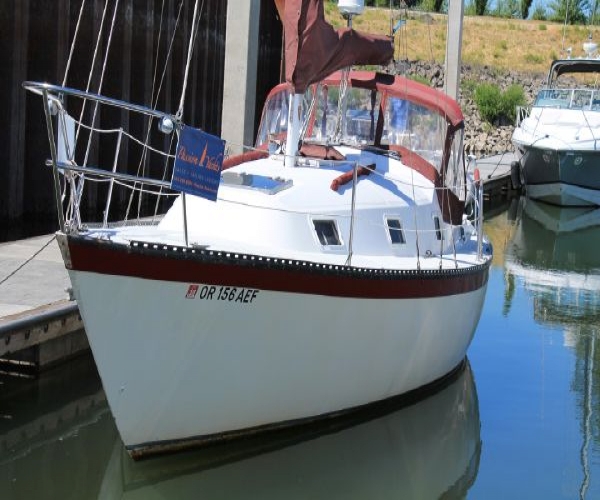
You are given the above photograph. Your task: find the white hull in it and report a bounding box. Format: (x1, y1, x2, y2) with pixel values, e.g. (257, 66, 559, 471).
(70, 268, 487, 455)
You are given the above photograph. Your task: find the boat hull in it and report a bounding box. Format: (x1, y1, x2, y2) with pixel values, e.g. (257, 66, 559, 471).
(516, 145, 600, 206)
(63, 235, 489, 458)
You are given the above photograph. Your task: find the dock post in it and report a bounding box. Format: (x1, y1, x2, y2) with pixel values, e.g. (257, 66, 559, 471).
(445, 0, 464, 102)
(220, 0, 261, 155)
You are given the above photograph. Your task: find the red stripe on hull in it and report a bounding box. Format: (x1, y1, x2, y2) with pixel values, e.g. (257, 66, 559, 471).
(65, 236, 489, 299)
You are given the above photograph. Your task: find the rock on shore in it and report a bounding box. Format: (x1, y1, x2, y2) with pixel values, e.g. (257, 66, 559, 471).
(401, 60, 544, 158)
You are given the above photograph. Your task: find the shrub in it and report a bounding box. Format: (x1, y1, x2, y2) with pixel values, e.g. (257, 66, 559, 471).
(474, 84, 502, 123)
(501, 84, 526, 122)
(461, 78, 478, 97)
(524, 53, 544, 64)
(474, 83, 526, 124)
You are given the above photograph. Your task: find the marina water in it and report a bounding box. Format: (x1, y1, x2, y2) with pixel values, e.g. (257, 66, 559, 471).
(2, 195, 600, 499)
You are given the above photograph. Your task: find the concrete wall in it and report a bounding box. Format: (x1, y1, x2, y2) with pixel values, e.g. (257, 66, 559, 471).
(221, 0, 261, 155)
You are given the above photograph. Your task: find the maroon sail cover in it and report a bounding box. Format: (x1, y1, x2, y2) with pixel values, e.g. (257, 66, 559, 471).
(281, 0, 394, 93)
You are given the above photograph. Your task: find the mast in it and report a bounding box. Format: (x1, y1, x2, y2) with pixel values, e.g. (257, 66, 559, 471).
(284, 93, 303, 167)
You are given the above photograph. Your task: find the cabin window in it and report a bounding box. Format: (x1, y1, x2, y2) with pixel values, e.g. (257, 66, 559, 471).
(255, 90, 290, 147)
(307, 86, 382, 144)
(446, 129, 467, 202)
(313, 220, 341, 246)
(386, 218, 406, 244)
(382, 97, 446, 173)
(433, 216, 442, 241)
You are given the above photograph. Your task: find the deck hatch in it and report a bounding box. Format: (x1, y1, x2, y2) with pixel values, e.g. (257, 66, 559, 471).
(221, 171, 292, 194)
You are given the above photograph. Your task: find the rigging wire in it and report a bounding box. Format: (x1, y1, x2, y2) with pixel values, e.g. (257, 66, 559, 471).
(176, 0, 206, 119)
(66, 0, 112, 229)
(124, 0, 203, 226)
(62, 0, 87, 87)
(74, 0, 121, 229)
(125, 0, 187, 222)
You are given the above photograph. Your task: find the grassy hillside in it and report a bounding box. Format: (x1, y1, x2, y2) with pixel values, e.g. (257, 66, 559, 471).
(325, 6, 600, 75)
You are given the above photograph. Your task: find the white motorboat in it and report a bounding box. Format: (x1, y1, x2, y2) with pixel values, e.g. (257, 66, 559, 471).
(512, 36, 600, 206)
(24, 0, 492, 459)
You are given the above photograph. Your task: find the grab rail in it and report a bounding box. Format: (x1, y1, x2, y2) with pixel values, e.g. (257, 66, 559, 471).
(45, 160, 172, 189)
(23, 81, 179, 123)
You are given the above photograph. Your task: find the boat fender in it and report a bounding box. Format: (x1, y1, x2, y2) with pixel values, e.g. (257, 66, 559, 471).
(330, 163, 376, 191)
(222, 149, 268, 170)
(510, 161, 522, 190)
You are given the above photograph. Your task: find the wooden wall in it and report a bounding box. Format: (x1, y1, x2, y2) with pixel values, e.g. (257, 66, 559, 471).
(0, 0, 281, 241)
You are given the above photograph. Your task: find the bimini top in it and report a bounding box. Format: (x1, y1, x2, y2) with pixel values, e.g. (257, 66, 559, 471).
(255, 69, 467, 225)
(261, 70, 464, 134)
(547, 58, 600, 85)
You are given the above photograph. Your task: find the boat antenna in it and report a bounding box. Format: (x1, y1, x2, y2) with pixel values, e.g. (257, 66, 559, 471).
(561, 0, 570, 56)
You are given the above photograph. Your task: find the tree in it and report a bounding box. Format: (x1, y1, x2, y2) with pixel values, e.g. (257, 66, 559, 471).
(589, 0, 600, 24)
(521, 0, 533, 18)
(493, 0, 520, 17)
(530, 1, 548, 19)
(475, 0, 488, 15)
(548, 0, 589, 24)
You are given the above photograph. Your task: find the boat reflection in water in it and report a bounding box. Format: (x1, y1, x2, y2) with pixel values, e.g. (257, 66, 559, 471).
(0, 354, 113, 499)
(1, 360, 480, 499)
(504, 197, 600, 499)
(505, 197, 600, 328)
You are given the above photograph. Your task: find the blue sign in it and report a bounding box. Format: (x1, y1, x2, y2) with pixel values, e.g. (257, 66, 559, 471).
(171, 125, 225, 201)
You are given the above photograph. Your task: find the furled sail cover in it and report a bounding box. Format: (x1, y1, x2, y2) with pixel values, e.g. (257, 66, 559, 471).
(281, 0, 394, 94)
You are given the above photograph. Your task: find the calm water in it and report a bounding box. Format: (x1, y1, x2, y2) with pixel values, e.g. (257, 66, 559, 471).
(2, 195, 600, 499)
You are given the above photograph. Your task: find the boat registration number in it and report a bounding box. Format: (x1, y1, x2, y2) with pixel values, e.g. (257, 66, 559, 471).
(186, 284, 259, 303)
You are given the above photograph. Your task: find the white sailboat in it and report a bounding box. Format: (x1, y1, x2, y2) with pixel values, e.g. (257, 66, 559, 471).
(24, 0, 492, 458)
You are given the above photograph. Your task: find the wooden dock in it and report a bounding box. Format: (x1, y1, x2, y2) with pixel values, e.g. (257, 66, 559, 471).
(0, 154, 519, 372)
(475, 151, 520, 202)
(0, 236, 86, 374)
